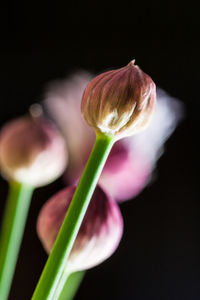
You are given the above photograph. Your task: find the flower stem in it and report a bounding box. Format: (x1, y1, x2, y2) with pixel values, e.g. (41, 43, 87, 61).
(53, 268, 84, 300)
(58, 271, 85, 300)
(52, 268, 71, 300)
(32, 133, 115, 300)
(0, 181, 33, 300)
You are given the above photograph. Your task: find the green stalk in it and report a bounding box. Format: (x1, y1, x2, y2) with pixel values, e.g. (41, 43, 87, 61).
(32, 133, 115, 300)
(58, 271, 85, 300)
(53, 268, 85, 300)
(0, 181, 34, 300)
(52, 268, 71, 300)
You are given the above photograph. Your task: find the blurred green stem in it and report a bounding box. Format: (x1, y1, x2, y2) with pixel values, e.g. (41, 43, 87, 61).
(58, 271, 85, 300)
(0, 181, 33, 300)
(32, 133, 115, 300)
(53, 268, 85, 300)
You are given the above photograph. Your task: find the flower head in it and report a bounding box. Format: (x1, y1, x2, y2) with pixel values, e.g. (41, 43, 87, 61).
(81, 61, 156, 139)
(44, 72, 183, 202)
(37, 185, 123, 272)
(0, 107, 68, 187)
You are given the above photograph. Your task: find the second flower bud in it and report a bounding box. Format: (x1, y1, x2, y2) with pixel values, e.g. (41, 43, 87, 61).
(37, 185, 123, 272)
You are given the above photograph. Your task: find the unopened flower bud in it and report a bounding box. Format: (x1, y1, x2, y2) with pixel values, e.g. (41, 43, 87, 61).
(44, 74, 183, 202)
(37, 185, 123, 272)
(0, 109, 68, 187)
(81, 61, 156, 139)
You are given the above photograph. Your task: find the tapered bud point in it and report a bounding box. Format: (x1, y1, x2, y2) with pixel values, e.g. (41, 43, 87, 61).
(37, 185, 123, 272)
(0, 111, 68, 187)
(81, 60, 156, 139)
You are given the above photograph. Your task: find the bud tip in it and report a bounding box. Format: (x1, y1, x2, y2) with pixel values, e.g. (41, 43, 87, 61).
(128, 59, 136, 67)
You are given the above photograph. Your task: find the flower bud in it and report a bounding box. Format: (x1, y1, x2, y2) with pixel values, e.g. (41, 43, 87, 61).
(81, 61, 156, 139)
(44, 73, 183, 202)
(0, 109, 68, 187)
(37, 185, 123, 272)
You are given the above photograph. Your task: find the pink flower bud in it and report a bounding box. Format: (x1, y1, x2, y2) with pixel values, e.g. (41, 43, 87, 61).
(0, 110, 68, 187)
(37, 185, 123, 272)
(81, 61, 156, 139)
(44, 73, 183, 202)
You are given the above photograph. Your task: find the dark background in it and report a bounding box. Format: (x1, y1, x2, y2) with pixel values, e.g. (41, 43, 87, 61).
(0, 2, 199, 299)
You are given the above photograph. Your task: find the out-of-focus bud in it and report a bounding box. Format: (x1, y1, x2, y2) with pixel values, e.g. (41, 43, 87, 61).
(37, 185, 123, 272)
(81, 61, 156, 139)
(99, 141, 152, 202)
(0, 106, 68, 187)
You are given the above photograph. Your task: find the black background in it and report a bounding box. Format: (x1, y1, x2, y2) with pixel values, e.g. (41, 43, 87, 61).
(0, 2, 199, 299)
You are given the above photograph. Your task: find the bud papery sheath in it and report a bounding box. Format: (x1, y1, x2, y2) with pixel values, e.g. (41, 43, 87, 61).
(0, 114, 68, 187)
(37, 185, 123, 272)
(81, 61, 156, 139)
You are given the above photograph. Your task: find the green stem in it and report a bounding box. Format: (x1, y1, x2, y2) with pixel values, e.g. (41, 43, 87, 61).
(58, 271, 85, 300)
(53, 268, 85, 300)
(0, 181, 34, 300)
(52, 268, 71, 300)
(32, 133, 115, 300)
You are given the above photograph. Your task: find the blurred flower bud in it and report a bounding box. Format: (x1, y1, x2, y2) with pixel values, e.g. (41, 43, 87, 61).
(99, 141, 152, 201)
(81, 61, 156, 139)
(44, 73, 184, 202)
(0, 108, 68, 187)
(37, 185, 123, 272)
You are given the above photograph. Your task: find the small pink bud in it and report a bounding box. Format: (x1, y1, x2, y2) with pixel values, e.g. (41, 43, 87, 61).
(81, 61, 156, 139)
(37, 185, 123, 272)
(0, 108, 68, 187)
